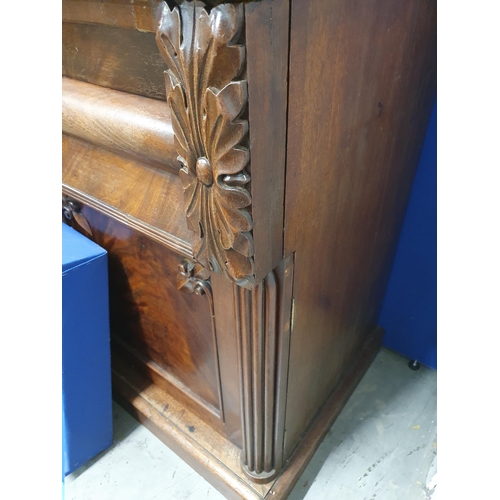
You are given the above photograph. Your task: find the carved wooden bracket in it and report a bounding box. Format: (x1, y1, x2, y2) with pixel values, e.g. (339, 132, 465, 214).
(156, 1, 254, 289)
(234, 256, 294, 482)
(177, 259, 212, 297)
(62, 195, 93, 237)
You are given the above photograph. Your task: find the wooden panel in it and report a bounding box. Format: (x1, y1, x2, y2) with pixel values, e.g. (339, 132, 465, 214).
(283, 0, 437, 456)
(63, 0, 164, 33)
(62, 134, 192, 254)
(112, 335, 224, 430)
(62, 22, 166, 100)
(65, 206, 222, 416)
(211, 272, 245, 447)
(245, 0, 290, 282)
(62, 78, 178, 172)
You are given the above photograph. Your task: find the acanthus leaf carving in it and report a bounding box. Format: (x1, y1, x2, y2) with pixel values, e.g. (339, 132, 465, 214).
(156, 1, 254, 288)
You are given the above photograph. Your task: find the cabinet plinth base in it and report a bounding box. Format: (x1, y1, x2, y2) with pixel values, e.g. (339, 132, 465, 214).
(112, 327, 383, 500)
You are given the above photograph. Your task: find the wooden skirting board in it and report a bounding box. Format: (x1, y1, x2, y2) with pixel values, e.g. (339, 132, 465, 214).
(112, 326, 384, 500)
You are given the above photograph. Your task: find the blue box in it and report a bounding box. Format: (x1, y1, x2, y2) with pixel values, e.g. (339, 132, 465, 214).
(62, 223, 113, 476)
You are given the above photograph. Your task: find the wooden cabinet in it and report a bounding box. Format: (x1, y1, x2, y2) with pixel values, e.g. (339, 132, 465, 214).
(62, 1, 436, 498)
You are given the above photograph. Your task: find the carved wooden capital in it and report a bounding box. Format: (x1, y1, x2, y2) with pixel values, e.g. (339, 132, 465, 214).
(156, 1, 254, 288)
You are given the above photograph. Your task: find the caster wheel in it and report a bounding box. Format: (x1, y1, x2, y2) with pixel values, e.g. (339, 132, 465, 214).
(408, 359, 421, 371)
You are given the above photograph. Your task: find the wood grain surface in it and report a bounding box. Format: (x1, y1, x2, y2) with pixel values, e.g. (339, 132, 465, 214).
(63, 22, 166, 100)
(62, 134, 192, 253)
(244, 0, 290, 282)
(109, 319, 383, 500)
(283, 0, 437, 456)
(63, 78, 178, 172)
(63, 205, 229, 432)
(61, 0, 437, 496)
(234, 257, 293, 482)
(63, 0, 164, 33)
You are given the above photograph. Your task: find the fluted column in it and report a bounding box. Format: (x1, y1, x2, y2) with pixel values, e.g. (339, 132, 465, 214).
(234, 256, 294, 482)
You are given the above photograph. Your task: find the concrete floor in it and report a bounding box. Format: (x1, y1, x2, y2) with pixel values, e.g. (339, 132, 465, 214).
(64, 348, 437, 500)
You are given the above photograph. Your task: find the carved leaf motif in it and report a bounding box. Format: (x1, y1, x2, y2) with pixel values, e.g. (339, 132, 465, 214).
(156, 0, 254, 288)
(177, 259, 211, 296)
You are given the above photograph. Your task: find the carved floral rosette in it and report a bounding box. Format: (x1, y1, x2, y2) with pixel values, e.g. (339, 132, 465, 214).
(156, 1, 254, 288)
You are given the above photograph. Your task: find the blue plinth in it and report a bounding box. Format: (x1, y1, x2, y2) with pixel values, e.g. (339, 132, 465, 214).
(62, 223, 113, 476)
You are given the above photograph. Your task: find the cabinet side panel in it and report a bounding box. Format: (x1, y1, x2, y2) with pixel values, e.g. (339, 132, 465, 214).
(283, 0, 436, 455)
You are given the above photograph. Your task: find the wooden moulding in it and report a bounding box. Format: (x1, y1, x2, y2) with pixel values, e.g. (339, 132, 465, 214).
(62, 134, 193, 256)
(112, 324, 383, 500)
(62, 77, 179, 173)
(112, 335, 225, 434)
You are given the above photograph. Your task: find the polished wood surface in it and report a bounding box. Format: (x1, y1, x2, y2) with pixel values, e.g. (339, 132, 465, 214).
(211, 272, 248, 447)
(152, 0, 290, 286)
(63, 0, 163, 33)
(69, 206, 223, 415)
(63, 22, 166, 100)
(267, 327, 384, 499)
(283, 0, 437, 456)
(62, 78, 177, 172)
(62, 134, 192, 253)
(62, 203, 237, 436)
(235, 256, 293, 482)
(62, 0, 436, 497)
(244, 0, 289, 282)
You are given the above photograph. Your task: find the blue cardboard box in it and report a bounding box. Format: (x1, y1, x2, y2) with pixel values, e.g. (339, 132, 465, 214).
(62, 223, 113, 476)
